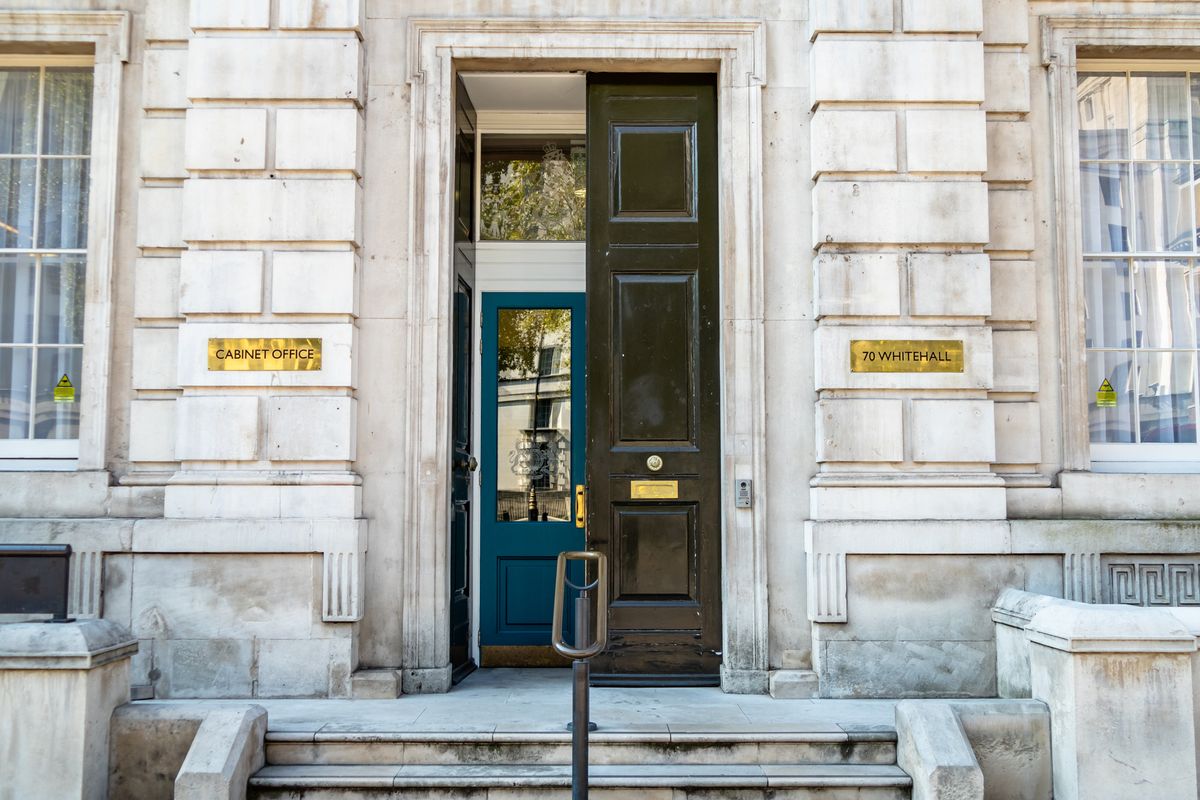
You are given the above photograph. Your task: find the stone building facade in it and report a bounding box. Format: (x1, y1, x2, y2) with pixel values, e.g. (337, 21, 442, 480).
(1, 0, 1199, 699)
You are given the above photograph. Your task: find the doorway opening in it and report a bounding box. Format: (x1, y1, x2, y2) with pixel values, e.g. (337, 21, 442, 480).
(454, 71, 724, 685)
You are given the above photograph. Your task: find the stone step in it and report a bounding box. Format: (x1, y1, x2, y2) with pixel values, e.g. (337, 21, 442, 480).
(249, 763, 912, 799)
(265, 728, 897, 768)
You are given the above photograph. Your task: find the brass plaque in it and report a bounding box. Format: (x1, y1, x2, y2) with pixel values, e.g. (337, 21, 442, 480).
(850, 339, 964, 373)
(208, 338, 322, 371)
(630, 479, 679, 500)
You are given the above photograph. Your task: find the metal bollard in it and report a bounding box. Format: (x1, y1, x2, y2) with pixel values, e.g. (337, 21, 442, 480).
(551, 552, 608, 800)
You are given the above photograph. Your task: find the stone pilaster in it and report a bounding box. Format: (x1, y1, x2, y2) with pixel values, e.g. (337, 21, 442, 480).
(808, 0, 1003, 521)
(165, 0, 364, 520)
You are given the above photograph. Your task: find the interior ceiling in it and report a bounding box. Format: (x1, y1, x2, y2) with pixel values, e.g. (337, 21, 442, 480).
(459, 72, 586, 113)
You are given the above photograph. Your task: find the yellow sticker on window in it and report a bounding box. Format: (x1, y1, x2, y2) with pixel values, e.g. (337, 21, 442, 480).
(1096, 378, 1116, 408)
(53, 374, 75, 404)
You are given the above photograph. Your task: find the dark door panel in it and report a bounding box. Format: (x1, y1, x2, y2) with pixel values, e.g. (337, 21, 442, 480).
(586, 74, 721, 684)
(449, 75, 477, 684)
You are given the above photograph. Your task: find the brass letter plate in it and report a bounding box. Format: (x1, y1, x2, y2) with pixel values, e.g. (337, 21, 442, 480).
(208, 338, 323, 371)
(850, 339, 964, 373)
(630, 479, 679, 500)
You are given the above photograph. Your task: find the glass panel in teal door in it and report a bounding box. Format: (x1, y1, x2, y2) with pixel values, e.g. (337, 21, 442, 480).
(481, 293, 585, 647)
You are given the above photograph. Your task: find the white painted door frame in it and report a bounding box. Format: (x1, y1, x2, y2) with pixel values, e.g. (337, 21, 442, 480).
(402, 17, 769, 694)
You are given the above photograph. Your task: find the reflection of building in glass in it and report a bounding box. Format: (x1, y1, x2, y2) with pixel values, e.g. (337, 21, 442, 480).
(1079, 71, 1200, 447)
(495, 309, 572, 521)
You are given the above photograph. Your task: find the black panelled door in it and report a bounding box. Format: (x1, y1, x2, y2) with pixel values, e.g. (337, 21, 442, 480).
(585, 75, 722, 684)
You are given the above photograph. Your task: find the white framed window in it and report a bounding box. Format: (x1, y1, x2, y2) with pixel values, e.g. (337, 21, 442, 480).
(1077, 60, 1200, 468)
(0, 56, 92, 462)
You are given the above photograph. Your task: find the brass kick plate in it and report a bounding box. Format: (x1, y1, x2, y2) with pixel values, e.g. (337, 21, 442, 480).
(630, 479, 679, 500)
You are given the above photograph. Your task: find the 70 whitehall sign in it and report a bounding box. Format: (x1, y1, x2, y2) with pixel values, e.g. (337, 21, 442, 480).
(850, 339, 964, 373)
(208, 338, 323, 371)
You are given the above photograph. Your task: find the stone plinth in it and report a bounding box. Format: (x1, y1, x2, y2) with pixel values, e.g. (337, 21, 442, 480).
(1027, 603, 1198, 800)
(0, 620, 137, 800)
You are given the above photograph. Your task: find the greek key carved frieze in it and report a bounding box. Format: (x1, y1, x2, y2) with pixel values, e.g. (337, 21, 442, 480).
(1107, 562, 1200, 606)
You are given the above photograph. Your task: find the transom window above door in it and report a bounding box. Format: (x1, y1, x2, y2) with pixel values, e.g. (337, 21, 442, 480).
(1078, 67, 1200, 465)
(480, 134, 586, 241)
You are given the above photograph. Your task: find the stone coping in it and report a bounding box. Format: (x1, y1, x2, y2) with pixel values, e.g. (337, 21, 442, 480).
(0, 619, 137, 669)
(991, 587, 1073, 628)
(1024, 602, 1198, 654)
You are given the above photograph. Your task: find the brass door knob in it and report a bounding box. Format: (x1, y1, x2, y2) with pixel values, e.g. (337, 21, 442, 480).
(646, 455, 663, 472)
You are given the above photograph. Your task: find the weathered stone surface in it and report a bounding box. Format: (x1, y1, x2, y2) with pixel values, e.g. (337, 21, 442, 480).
(908, 253, 990, 317)
(987, 188, 1035, 251)
(956, 700, 1052, 800)
(991, 330, 1039, 392)
(190, 0, 269, 30)
(982, 0, 1030, 45)
(182, 179, 360, 243)
(279, 0, 363, 30)
(175, 396, 259, 461)
(140, 117, 186, 179)
(910, 399, 996, 463)
(257, 639, 333, 697)
(132, 328, 180, 391)
(272, 251, 357, 314)
(816, 399, 903, 462)
(109, 704, 205, 800)
(837, 554, 1024, 642)
(157, 638, 254, 698)
(134, 257, 181, 319)
(905, 109, 987, 173)
(268, 397, 356, 461)
(993, 402, 1041, 465)
(985, 120, 1034, 182)
(277, 108, 362, 172)
(814, 181, 990, 246)
(984, 51, 1030, 113)
(137, 186, 184, 249)
(815, 253, 901, 317)
(143, 48, 189, 110)
(811, 110, 896, 175)
(179, 251, 264, 314)
(174, 706, 267, 800)
(988, 260, 1036, 321)
(820, 638, 997, 698)
(129, 400, 177, 463)
(809, 0, 893, 35)
(811, 40, 984, 104)
(187, 38, 361, 101)
(895, 701, 984, 800)
(901, 0, 983, 32)
(185, 108, 268, 170)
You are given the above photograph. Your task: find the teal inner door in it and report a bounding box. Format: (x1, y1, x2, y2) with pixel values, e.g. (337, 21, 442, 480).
(480, 292, 586, 649)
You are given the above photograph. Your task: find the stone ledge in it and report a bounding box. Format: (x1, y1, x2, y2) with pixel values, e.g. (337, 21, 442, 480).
(0, 619, 137, 669)
(1026, 603, 1197, 654)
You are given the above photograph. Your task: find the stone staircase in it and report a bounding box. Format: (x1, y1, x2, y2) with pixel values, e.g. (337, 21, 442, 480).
(248, 725, 912, 798)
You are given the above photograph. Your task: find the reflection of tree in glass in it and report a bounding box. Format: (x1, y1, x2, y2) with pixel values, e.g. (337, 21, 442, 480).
(497, 308, 571, 378)
(481, 142, 585, 241)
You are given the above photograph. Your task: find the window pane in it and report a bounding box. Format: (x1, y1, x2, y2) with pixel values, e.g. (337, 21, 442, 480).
(1130, 73, 1189, 160)
(0, 347, 31, 438)
(1084, 259, 1132, 348)
(37, 157, 89, 249)
(0, 254, 35, 343)
(1133, 259, 1196, 349)
(42, 69, 92, 156)
(1133, 163, 1194, 252)
(0, 69, 39, 155)
(1137, 350, 1197, 443)
(38, 256, 85, 344)
(1088, 350, 1136, 443)
(481, 135, 586, 241)
(33, 346, 80, 439)
(495, 307, 572, 522)
(0, 157, 36, 248)
(1078, 73, 1129, 159)
(1080, 162, 1131, 252)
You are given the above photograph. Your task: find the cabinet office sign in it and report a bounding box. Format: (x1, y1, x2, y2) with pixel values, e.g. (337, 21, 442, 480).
(850, 340, 964, 373)
(208, 338, 322, 371)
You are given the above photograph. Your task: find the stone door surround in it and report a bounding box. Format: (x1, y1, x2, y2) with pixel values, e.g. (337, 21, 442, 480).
(403, 17, 769, 693)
